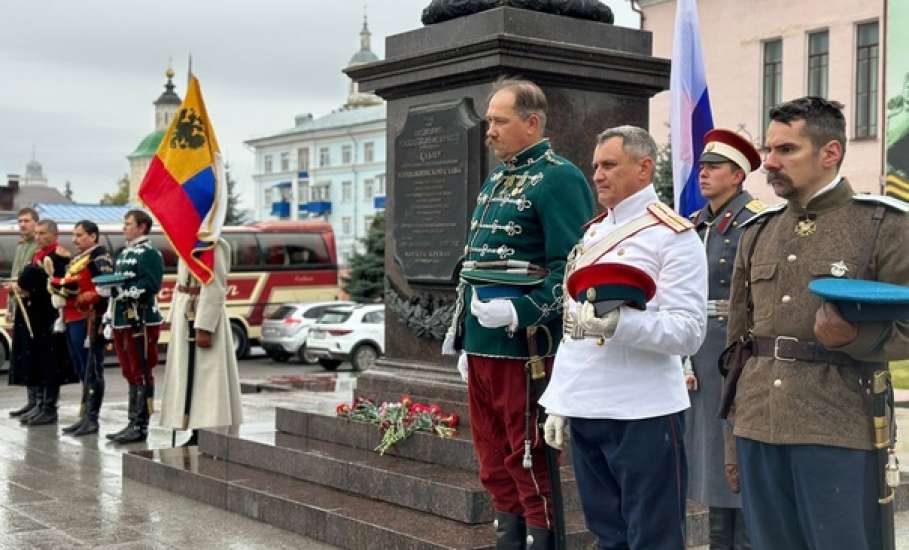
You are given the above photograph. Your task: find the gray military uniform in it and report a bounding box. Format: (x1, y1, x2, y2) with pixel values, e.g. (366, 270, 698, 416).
(685, 191, 761, 508)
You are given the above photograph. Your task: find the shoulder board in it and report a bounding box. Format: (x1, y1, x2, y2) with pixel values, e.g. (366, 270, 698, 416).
(853, 194, 909, 213)
(582, 210, 608, 230)
(647, 202, 693, 233)
(543, 150, 564, 166)
(744, 199, 766, 214)
(740, 202, 786, 227)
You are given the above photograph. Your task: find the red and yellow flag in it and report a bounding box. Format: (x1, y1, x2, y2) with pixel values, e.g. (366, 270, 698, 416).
(138, 75, 226, 285)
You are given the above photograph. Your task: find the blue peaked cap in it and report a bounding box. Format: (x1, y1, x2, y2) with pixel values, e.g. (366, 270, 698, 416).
(809, 278, 909, 322)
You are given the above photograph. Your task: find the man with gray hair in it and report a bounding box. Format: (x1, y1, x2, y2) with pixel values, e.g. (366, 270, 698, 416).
(540, 125, 708, 549)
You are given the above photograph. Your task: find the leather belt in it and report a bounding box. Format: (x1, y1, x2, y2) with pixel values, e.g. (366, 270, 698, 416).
(752, 336, 855, 366)
(176, 285, 200, 296)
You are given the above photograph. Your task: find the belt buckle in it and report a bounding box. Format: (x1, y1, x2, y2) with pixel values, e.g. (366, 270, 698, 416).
(773, 336, 799, 362)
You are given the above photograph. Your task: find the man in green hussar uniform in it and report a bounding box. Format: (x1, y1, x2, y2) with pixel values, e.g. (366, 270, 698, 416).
(443, 78, 594, 549)
(6, 207, 40, 418)
(102, 209, 164, 444)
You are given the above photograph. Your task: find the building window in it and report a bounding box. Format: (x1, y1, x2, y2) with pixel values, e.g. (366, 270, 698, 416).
(342, 145, 352, 165)
(855, 21, 880, 139)
(376, 173, 386, 195)
(313, 182, 331, 201)
(762, 39, 783, 134)
(807, 31, 829, 98)
(342, 216, 352, 235)
(364, 142, 375, 163)
(319, 147, 331, 167)
(280, 152, 290, 172)
(298, 182, 310, 203)
(264, 154, 273, 174)
(365, 216, 375, 231)
(364, 178, 374, 200)
(297, 147, 310, 172)
(342, 181, 353, 202)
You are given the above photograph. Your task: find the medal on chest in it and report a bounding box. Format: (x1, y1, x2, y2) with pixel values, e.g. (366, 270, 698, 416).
(795, 214, 817, 237)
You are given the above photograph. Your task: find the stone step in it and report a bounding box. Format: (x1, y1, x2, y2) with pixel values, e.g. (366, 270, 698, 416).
(123, 447, 598, 550)
(198, 428, 498, 523)
(276, 407, 481, 472)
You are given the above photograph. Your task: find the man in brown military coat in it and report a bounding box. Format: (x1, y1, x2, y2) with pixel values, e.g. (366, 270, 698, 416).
(725, 97, 909, 550)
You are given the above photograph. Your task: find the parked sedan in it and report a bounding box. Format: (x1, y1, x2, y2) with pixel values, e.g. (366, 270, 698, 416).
(261, 301, 354, 363)
(306, 304, 384, 371)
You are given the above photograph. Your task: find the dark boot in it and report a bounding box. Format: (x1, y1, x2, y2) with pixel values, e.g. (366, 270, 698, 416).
(525, 526, 554, 550)
(107, 385, 137, 440)
(709, 506, 735, 550)
(112, 384, 151, 444)
(72, 375, 104, 437)
(494, 511, 526, 550)
(181, 430, 199, 447)
(732, 508, 752, 550)
(19, 386, 44, 424)
(27, 385, 59, 426)
(9, 386, 38, 417)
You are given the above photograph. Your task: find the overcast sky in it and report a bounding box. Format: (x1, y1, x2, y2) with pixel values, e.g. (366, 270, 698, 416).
(0, 0, 639, 209)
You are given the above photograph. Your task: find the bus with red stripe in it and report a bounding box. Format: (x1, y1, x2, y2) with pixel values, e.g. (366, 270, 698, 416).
(0, 220, 339, 363)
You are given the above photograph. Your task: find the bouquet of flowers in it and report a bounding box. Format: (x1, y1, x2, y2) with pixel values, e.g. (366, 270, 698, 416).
(336, 395, 460, 455)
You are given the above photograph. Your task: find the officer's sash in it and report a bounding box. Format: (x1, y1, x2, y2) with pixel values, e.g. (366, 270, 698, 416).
(573, 211, 661, 271)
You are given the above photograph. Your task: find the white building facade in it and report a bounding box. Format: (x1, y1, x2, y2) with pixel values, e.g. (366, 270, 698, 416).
(246, 15, 386, 266)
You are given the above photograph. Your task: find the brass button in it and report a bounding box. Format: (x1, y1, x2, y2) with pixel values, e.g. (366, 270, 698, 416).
(782, 295, 792, 304)
(617, 249, 625, 256)
(724, 239, 731, 245)
(471, 220, 478, 230)
(586, 288, 597, 302)
(717, 316, 725, 322)
(464, 245, 469, 254)
(718, 258, 727, 265)
(773, 379, 782, 388)
(720, 279, 728, 285)
(787, 254, 797, 263)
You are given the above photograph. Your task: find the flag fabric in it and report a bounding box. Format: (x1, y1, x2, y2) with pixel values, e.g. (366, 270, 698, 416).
(670, 0, 714, 217)
(138, 75, 226, 285)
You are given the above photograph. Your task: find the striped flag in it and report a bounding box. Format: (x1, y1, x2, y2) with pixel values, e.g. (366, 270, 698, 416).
(138, 75, 226, 285)
(670, 0, 714, 216)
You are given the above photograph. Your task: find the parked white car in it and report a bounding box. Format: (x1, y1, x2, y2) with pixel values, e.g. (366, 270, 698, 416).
(306, 304, 385, 371)
(260, 301, 354, 363)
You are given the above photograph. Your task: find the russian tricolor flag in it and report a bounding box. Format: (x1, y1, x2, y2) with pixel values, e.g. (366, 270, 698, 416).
(670, 0, 714, 217)
(139, 75, 226, 285)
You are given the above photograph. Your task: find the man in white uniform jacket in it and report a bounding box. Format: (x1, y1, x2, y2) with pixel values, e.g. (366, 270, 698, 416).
(540, 125, 708, 550)
(159, 238, 243, 445)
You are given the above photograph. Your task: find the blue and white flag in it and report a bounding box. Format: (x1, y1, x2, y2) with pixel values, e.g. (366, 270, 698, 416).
(670, 0, 714, 217)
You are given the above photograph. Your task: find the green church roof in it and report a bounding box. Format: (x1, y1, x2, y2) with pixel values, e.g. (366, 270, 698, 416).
(127, 129, 165, 159)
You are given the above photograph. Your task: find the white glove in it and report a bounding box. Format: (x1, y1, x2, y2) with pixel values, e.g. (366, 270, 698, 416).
(441, 329, 457, 356)
(96, 285, 111, 298)
(457, 352, 468, 382)
(577, 301, 620, 339)
(470, 292, 517, 329)
(50, 294, 66, 309)
(103, 324, 113, 340)
(543, 414, 568, 450)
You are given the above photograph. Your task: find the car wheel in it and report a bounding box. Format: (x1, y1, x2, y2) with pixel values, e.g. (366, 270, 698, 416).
(231, 322, 250, 360)
(297, 345, 318, 364)
(350, 343, 379, 372)
(318, 358, 342, 371)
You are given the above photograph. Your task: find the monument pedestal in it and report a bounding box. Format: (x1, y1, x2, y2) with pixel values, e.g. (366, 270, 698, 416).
(346, 6, 670, 396)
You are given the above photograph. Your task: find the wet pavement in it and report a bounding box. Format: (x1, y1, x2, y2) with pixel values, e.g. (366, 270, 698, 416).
(0, 354, 351, 549)
(1, 354, 909, 548)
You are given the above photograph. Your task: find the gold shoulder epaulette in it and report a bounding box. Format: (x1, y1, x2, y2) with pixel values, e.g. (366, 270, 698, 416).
(647, 202, 693, 233)
(745, 199, 766, 214)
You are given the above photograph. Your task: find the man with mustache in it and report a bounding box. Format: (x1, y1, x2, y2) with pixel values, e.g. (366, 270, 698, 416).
(725, 96, 909, 550)
(685, 129, 763, 550)
(443, 78, 593, 548)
